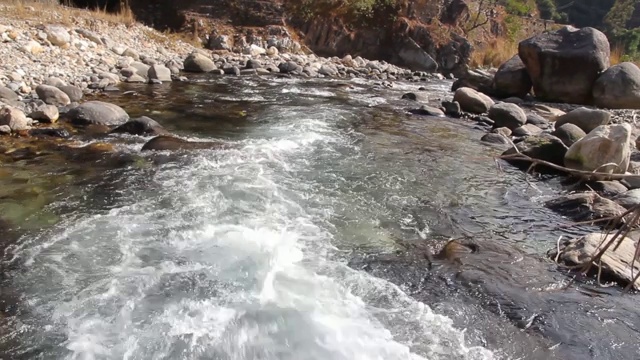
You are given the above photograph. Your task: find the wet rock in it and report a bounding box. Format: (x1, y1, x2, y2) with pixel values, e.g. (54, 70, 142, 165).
(551, 232, 640, 290)
(453, 87, 494, 114)
(489, 103, 527, 130)
(183, 52, 216, 73)
(29, 104, 59, 123)
(57, 85, 83, 102)
(552, 123, 587, 147)
(512, 124, 542, 137)
(565, 124, 631, 174)
(613, 189, 640, 209)
(402, 92, 428, 102)
(502, 133, 568, 167)
(141, 135, 226, 151)
(593, 62, 640, 109)
(554, 107, 610, 134)
(481, 133, 510, 145)
(493, 55, 532, 98)
(588, 181, 629, 197)
(441, 100, 461, 117)
(35, 84, 70, 106)
(408, 105, 445, 117)
(111, 116, 168, 136)
(65, 101, 129, 126)
(28, 128, 71, 138)
(44, 24, 70, 47)
(0, 105, 28, 131)
(546, 192, 627, 222)
(223, 66, 241, 76)
(519, 26, 610, 104)
(502, 97, 524, 104)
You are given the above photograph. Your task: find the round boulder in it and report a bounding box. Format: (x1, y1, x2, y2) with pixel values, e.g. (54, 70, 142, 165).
(453, 87, 494, 114)
(65, 101, 129, 126)
(183, 52, 216, 73)
(593, 62, 640, 109)
(0, 105, 28, 131)
(518, 26, 610, 104)
(488, 103, 526, 130)
(58, 85, 83, 102)
(564, 124, 632, 174)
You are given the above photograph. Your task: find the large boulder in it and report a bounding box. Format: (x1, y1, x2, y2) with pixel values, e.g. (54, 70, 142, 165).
(492, 55, 532, 98)
(397, 37, 438, 73)
(35, 84, 70, 106)
(183, 52, 216, 73)
(564, 124, 632, 174)
(0, 105, 28, 131)
(453, 87, 494, 114)
(65, 101, 129, 126)
(488, 103, 526, 130)
(550, 232, 640, 290)
(518, 26, 610, 104)
(553, 107, 610, 134)
(451, 69, 495, 96)
(593, 62, 640, 109)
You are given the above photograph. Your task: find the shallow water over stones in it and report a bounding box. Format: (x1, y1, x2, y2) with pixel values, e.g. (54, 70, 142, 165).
(1, 76, 639, 359)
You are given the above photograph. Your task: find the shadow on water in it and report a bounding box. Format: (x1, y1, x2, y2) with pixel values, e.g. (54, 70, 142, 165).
(1, 75, 639, 359)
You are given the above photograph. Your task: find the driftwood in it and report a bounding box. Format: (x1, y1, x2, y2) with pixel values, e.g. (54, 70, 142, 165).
(499, 153, 640, 182)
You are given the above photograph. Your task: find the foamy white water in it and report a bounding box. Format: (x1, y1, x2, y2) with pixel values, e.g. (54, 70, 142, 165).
(3, 102, 494, 360)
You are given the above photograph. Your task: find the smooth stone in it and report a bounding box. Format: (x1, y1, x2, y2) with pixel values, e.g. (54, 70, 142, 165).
(554, 107, 611, 134)
(29, 104, 59, 123)
(512, 124, 542, 137)
(65, 101, 129, 126)
(0, 105, 28, 131)
(453, 87, 494, 114)
(111, 116, 168, 136)
(565, 124, 632, 174)
(552, 123, 587, 147)
(481, 133, 510, 145)
(35, 84, 70, 106)
(488, 103, 527, 130)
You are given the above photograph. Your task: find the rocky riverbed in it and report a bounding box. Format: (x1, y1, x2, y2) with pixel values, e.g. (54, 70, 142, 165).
(2, 3, 640, 360)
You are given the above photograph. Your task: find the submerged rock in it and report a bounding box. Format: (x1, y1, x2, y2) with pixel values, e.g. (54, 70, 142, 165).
(550, 232, 640, 290)
(141, 135, 227, 151)
(564, 124, 631, 174)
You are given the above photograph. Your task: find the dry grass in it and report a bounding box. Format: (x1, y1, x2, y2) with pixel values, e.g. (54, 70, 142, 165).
(143, 28, 202, 49)
(0, 0, 136, 26)
(469, 36, 519, 68)
(610, 43, 625, 65)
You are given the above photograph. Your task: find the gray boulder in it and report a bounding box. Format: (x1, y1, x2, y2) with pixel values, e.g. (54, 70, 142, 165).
(58, 85, 83, 102)
(36, 84, 70, 106)
(0, 85, 18, 101)
(512, 124, 542, 137)
(593, 62, 640, 109)
(397, 37, 438, 73)
(519, 26, 610, 104)
(493, 55, 532, 98)
(481, 132, 510, 145)
(130, 61, 150, 78)
(65, 101, 129, 126)
(526, 113, 549, 127)
(148, 65, 172, 82)
(565, 124, 632, 174)
(502, 133, 569, 167)
(488, 103, 526, 130)
(613, 189, 640, 209)
(554, 107, 610, 134)
(183, 52, 216, 73)
(126, 75, 146, 83)
(552, 123, 586, 147)
(278, 61, 301, 74)
(546, 192, 627, 223)
(0, 105, 28, 131)
(408, 105, 445, 117)
(453, 87, 494, 114)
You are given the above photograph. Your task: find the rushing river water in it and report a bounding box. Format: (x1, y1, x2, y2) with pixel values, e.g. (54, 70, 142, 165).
(1, 76, 639, 360)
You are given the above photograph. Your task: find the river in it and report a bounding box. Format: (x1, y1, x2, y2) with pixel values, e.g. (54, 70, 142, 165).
(1, 76, 639, 359)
